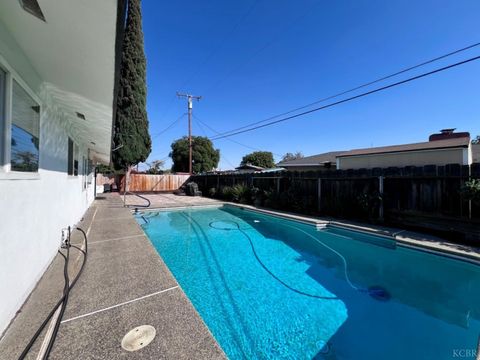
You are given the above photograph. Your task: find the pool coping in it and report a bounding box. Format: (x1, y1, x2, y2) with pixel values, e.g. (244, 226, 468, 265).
(137, 201, 480, 265)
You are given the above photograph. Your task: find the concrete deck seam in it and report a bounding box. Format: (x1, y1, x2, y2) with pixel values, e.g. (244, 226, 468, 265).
(61, 286, 179, 324)
(86, 206, 98, 238)
(93, 216, 135, 222)
(88, 234, 146, 245)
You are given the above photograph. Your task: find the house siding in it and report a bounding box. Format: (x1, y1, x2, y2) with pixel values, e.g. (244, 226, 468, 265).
(337, 147, 466, 170)
(0, 27, 95, 333)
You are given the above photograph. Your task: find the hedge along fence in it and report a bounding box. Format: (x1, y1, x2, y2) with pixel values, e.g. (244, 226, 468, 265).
(192, 163, 480, 241)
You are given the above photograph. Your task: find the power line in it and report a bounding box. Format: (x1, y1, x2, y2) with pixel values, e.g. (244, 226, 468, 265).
(177, 92, 202, 174)
(193, 117, 239, 169)
(211, 41, 480, 139)
(193, 114, 281, 156)
(211, 54, 480, 140)
(204, 0, 320, 94)
(154, 1, 260, 125)
(189, 118, 238, 169)
(151, 113, 187, 139)
(180, 0, 261, 88)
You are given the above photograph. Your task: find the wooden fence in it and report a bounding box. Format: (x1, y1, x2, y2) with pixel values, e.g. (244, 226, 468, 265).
(123, 174, 190, 192)
(191, 163, 480, 242)
(97, 173, 191, 192)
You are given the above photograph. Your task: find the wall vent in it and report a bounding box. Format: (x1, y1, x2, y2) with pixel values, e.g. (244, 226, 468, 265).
(19, 0, 46, 22)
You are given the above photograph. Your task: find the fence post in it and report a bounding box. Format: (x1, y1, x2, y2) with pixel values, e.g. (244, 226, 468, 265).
(317, 178, 322, 212)
(467, 164, 472, 220)
(379, 176, 384, 221)
(276, 177, 280, 193)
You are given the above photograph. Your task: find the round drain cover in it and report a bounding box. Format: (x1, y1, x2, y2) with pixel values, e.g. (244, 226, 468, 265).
(121, 325, 156, 352)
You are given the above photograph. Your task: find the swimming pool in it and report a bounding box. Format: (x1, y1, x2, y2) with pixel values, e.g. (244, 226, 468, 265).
(136, 205, 480, 359)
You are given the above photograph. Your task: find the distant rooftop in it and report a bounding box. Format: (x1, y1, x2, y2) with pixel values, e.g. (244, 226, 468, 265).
(277, 151, 344, 167)
(235, 163, 265, 171)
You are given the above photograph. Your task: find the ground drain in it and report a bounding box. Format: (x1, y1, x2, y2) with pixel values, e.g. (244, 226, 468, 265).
(121, 325, 156, 352)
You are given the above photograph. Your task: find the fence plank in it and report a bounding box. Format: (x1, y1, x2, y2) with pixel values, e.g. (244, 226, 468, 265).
(117, 174, 190, 192)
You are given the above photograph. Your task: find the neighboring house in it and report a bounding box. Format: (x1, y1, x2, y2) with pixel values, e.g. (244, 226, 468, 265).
(473, 143, 480, 163)
(235, 163, 265, 173)
(280, 130, 476, 172)
(277, 151, 343, 171)
(337, 130, 472, 170)
(0, 0, 125, 333)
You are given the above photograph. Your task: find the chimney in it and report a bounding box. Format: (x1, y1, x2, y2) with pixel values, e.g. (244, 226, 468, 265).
(429, 129, 470, 142)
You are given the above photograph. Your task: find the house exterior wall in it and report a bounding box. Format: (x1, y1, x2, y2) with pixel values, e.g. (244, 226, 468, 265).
(337, 147, 466, 170)
(473, 144, 480, 163)
(0, 25, 96, 333)
(283, 165, 334, 172)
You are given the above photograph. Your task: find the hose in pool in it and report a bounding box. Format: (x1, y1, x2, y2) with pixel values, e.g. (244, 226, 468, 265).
(209, 219, 389, 299)
(207, 219, 339, 300)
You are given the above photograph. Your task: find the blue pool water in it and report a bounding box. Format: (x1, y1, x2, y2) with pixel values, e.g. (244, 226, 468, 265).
(136, 205, 480, 359)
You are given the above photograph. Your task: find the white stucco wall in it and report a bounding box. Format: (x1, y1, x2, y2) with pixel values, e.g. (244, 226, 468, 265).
(0, 24, 96, 333)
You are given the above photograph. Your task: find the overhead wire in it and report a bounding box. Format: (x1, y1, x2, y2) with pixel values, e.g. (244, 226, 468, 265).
(155, 0, 261, 124)
(193, 115, 237, 169)
(210, 54, 480, 140)
(203, 0, 321, 94)
(209, 41, 480, 139)
(151, 112, 187, 139)
(193, 114, 282, 157)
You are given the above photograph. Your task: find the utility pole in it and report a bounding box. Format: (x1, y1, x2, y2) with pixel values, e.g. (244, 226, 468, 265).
(176, 92, 202, 174)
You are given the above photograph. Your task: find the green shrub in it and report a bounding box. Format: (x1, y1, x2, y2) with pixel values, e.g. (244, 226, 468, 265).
(264, 188, 280, 209)
(208, 187, 217, 198)
(356, 191, 382, 220)
(231, 184, 251, 204)
(250, 187, 263, 206)
(220, 186, 234, 201)
(461, 179, 480, 204)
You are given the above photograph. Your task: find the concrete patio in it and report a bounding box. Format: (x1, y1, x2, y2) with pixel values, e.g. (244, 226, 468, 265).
(0, 193, 225, 359)
(124, 192, 221, 209)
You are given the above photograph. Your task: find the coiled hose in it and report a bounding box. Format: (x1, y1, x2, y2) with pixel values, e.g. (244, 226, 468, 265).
(207, 218, 338, 299)
(18, 227, 88, 360)
(208, 218, 389, 300)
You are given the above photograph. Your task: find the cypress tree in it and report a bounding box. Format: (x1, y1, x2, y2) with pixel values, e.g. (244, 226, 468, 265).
(112, 0, 151, 170)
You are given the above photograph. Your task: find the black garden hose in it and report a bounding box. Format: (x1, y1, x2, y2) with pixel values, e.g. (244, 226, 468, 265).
(18, 227, 88, 360)
(207, 219, 339, 300)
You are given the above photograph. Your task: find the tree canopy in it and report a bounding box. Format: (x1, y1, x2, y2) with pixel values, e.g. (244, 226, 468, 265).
(240, 151, 275, 168)
(472, 135, 480, 144)
(281, 152, 304, 162)
(112, 0, 151, 170)
(170, 136, 220, 173)
(146, 159, 165, 174)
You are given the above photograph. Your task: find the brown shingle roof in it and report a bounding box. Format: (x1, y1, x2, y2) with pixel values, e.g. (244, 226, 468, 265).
(337, 137, 470, 158)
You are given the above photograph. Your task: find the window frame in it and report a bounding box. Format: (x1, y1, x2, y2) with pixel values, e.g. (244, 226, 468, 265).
(0, 55, 42, 180)
(67, 137, 80, 177)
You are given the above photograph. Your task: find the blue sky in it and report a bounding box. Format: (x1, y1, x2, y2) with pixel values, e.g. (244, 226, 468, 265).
(141, 0, 480, 170)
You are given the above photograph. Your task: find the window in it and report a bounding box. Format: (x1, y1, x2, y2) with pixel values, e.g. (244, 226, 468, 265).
(67, 138, 79, 176)
(0, 61, 41, 178)
(82, 156, 87, 189)
(0, 68, 5, 166)
(10, 80, 40, 172)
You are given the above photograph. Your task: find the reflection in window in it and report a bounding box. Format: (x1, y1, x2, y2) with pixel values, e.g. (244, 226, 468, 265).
(67, 138, 79, 176)
(0, 68, 5, 165)
(11, 80, 40, 172)
(74, 143, 78, 176)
